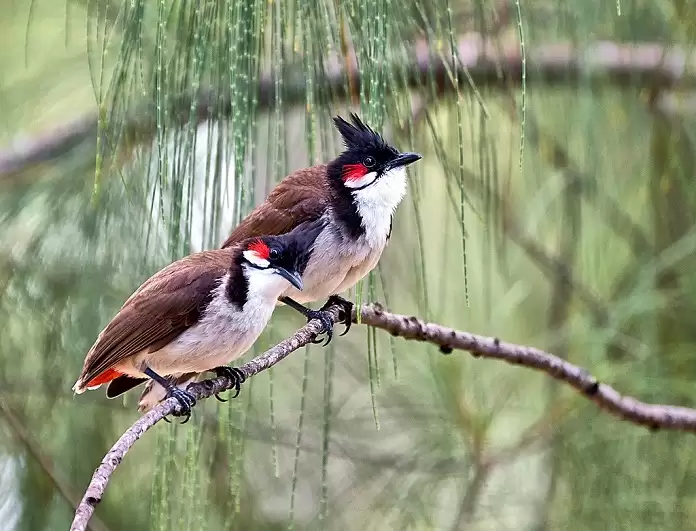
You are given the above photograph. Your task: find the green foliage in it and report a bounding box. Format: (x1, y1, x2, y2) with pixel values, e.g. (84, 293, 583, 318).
(3, 0, 696, 530)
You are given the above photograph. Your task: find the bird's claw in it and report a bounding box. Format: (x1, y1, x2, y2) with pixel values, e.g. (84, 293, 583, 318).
(167, 388, 196, 424)
(305, 309, 335, 346)
(213, 366, 246, 399)
(322, 295, 354, 336)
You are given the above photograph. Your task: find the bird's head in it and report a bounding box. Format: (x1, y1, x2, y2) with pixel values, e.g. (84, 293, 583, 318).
(240, 220, 324, 291)
(330, 113, 421, 193)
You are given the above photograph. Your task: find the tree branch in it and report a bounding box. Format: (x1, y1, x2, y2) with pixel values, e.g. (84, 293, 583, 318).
(70, 304, 341, 531)
(0, 116, 97, 178)
(357, 303, 696, 431)
(72, 301, 696, 531)
(5, 40, 696, 178)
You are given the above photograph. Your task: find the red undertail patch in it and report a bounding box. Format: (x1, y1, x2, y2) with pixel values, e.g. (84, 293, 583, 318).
(86, 368, 122, 388)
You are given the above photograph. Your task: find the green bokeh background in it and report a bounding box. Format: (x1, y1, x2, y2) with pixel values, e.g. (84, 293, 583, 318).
(2, 1, 696, 529)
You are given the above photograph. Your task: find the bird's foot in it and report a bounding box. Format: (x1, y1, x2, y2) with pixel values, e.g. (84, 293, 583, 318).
(305, 309, 335, 346)
(143, 366, 196, 424)
(212, 366, 247, 400)
(278, 296, 336, 346)
(321, 295, 354, 336)
(167, 388, 196, 424)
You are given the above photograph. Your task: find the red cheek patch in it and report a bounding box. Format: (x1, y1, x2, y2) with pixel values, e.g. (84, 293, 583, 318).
(248, 239, 270, 260)
(342, 163, 368, 182)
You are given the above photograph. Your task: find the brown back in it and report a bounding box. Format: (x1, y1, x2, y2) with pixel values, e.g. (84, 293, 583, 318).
(77, 249, 237, 386)
(221, 165, 329, 247)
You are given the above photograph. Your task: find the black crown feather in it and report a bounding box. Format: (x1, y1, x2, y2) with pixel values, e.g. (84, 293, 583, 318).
(333, 113, 388, 152)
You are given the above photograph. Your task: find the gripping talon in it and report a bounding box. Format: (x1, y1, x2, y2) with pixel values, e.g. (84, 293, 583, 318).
(305, 309, 335, 346)
(213, 366, 246, 400)
(202, 379, 227, 402)
(168, 387, 196, 422)
(322, 295, 354, 336)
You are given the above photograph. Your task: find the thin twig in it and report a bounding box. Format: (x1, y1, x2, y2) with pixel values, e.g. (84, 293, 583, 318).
(72, 302, 696, 531)
(451, 459, 490, 530)
(70, 304, 341, 531)
(357, 303, 696, 432)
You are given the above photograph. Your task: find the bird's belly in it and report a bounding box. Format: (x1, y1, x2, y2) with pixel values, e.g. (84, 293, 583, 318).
(281, 232, 386, 304)
(115, 313, 269, 378)
(333, 248, 383, 294)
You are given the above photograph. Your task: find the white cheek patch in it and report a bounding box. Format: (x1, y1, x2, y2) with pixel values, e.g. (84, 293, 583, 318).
(243, 250, 270, 268)
(344, 171, 378, 189)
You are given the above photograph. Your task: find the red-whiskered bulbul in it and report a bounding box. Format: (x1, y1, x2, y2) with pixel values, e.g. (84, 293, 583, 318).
(221, 113, 422, 343)
(72, 220, 323, 417)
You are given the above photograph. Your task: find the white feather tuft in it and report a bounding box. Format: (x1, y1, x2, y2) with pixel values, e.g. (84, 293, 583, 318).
(343, 170, 378, 189)
(242, 250, 270, 268)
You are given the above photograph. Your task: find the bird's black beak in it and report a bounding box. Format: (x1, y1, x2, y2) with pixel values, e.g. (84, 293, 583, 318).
(275, 267, 304, 291)
(389, 152, 422, 170)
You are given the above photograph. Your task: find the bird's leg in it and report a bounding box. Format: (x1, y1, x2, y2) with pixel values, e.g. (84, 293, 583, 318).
(143, 367, 196, 423)
(210, 366, 247, 401)
(320, 295, 354, 336)
(279, 296, 335, 346)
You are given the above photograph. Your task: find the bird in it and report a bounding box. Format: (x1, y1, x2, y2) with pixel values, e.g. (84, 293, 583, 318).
(72, 220, 324, 418)
(137, 114, 420, 411)
(220, 113, 422, 344)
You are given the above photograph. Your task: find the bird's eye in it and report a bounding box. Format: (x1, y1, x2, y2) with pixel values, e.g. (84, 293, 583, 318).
(269, 248, 280, 260)
(363, 156, 376, 168)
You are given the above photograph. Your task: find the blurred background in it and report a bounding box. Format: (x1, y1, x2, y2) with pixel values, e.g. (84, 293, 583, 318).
(2, 0, 696, 529)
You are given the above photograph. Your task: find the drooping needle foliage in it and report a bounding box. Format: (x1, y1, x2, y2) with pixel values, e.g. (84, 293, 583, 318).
(3, 0, 696, 529)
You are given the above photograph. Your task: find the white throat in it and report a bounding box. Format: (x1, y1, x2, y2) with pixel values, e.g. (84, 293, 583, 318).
(351, 166, 408, 245)
(242, 264, 291, 302)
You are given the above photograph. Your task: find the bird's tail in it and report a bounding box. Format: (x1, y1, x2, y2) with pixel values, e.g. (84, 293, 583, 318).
(72, 368, 123, 394)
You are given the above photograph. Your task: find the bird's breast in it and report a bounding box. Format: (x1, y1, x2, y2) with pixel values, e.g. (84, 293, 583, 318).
(122, 284, 276, 377)
(280, 220, 388, 303)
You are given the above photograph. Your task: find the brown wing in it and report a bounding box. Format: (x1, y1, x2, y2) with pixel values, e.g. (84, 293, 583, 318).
(76, 249, 237, 388)
(221, 165, 329, 247)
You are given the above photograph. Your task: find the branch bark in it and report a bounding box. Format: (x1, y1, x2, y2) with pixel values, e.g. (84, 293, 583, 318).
(358, 303, 696, 431)
(70, 304, 341, 531)
(5, 40, 696, 178)
(72, 301, 696, 531)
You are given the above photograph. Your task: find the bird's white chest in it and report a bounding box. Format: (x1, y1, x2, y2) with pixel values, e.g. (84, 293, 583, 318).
(176, 291, 272, 364)
(126, 271, 284, 376)
(352, 169, 405, 248)
(282, 228, 385, 303)
(283, 167, 407, 303)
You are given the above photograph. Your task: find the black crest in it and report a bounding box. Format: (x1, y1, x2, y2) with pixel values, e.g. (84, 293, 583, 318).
(262, 217, 326, 277)
(333, 113, 388, 152)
